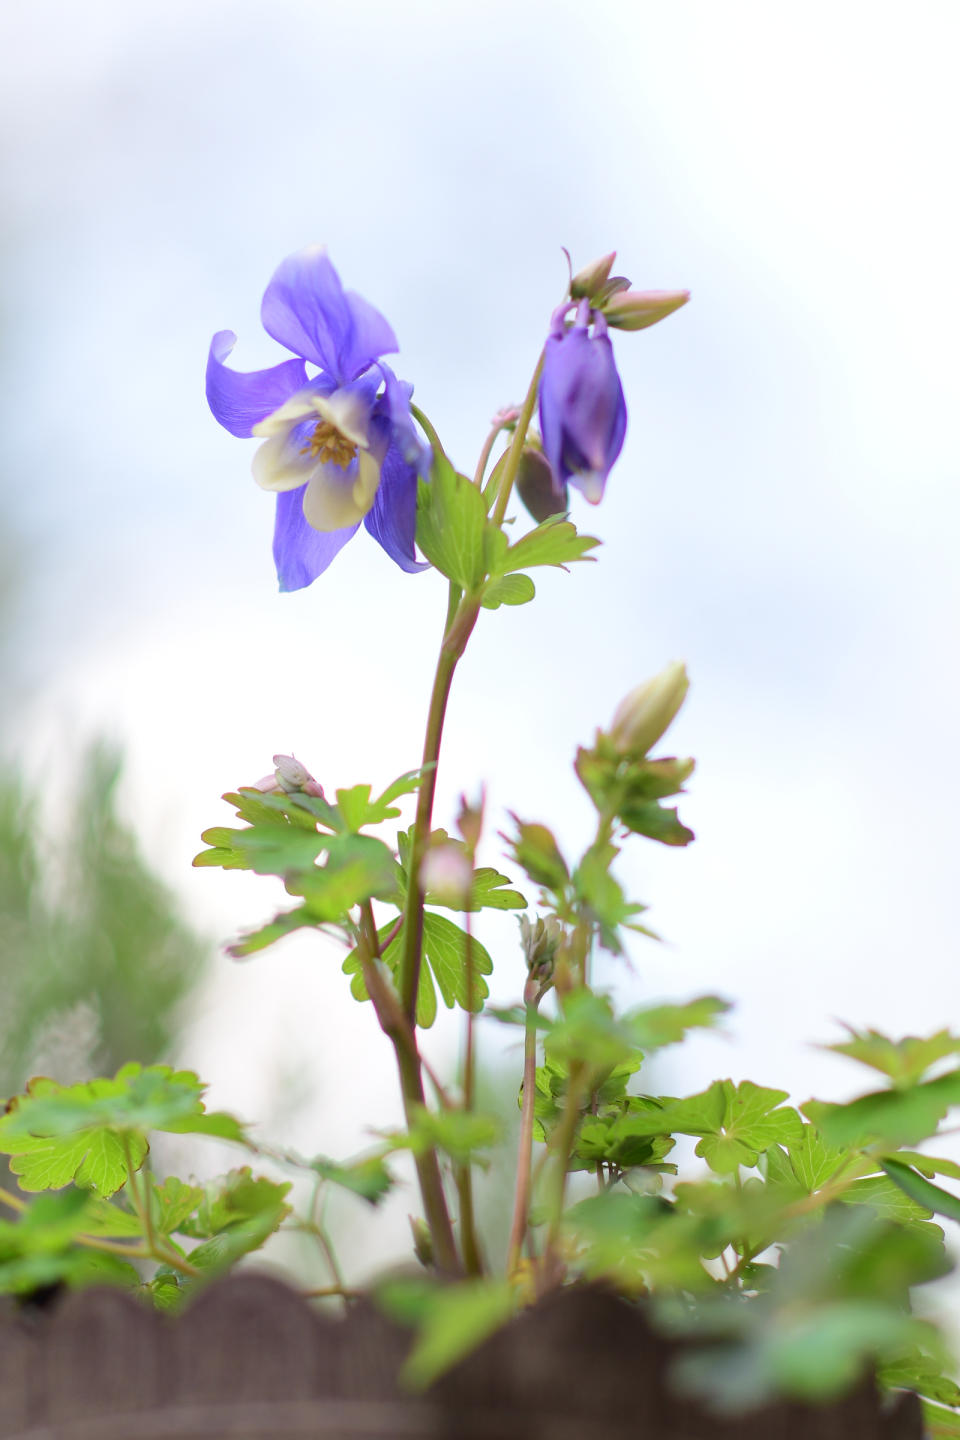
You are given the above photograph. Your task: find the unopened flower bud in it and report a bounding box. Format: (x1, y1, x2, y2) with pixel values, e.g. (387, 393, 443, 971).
(516, 444, 567, 523)
(519, 914, 564, 981)
(409, 1215, 433, 1269)
(601, 288, 690, 332)
(608, 662, 689, 758)
(421, 843, 473, 907)
(569, 251, 618, 301)
(270, 753, 323, 797)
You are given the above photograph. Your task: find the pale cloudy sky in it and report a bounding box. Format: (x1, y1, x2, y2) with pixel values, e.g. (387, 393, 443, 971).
(1, 0, 958, 1276)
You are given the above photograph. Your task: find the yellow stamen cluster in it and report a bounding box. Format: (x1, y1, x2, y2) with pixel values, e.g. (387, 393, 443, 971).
(301, 419, 357, 469)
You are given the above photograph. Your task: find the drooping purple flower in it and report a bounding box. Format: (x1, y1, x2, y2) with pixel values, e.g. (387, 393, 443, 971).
(206, 247, 428, 590)
(538, 300, 627, 505)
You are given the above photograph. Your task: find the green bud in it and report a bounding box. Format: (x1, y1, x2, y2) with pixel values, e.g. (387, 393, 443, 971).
(519, 914, 564, 981)
(601, 288, 690, 332)
(608, 662, 689, 758)
(409, 1215, 433, 1269)
(515, 444, 567, 523)
(569, 251, 618, 300)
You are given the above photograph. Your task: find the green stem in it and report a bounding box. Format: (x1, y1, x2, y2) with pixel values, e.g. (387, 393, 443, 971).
(541, 1059, 588, 1284)
(399, 595, 481, 1024)
(358, 900, 460, 1275)
(507, 982, 544, 1274)
(0, 1185, 26, 1213)
(472, 411, 516, 488)
(455, 905, 484, 1277)
(490, 351, 545, 528)
(121, 1136, 199, 1279)
(410, 402, 446, 458)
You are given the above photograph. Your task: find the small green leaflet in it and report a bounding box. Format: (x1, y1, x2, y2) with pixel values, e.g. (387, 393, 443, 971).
(181, 1168, 292, 1240)
(0, 1065, 247, 1197)
(923, 1402, 960, 1437)
(803, 1070, 960, 1149)
(823, 1027, 960, 1088)
(497, 514, 600, 573)
(481, 573, 536, 609)
(415, 454, 487, 590)
(604, 1080, 803, 1174)
(310, 1153, 395, 1206)
(626, 996, 730, 1051)
(383, 1107, 500, 1166)
(376, 1277, 516, 1390)
(0, 1125, 146, 1197)
(504, 816, 569, 893)
(344, 911, 493, 1028)
(227, 907, 319, 959)
(879, 1158, 960, 1224)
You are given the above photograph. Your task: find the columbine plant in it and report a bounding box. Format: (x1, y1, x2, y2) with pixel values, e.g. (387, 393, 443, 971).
(3, 247, 960, 1427)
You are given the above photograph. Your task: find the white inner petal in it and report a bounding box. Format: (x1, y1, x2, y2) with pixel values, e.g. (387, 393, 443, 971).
(302, 451, 382, 531)
(576, 469, 605, 504)
(314, 388, 372, 449)
(252, 388, 321, 439)
(252, 434, 315, 492)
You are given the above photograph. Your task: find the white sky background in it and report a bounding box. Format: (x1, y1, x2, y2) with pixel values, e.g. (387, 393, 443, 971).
(1, 0, 959, 1279)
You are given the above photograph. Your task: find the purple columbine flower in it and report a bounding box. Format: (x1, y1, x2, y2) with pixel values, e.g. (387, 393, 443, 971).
(538, 300, 627, 505)
(206, 247, 428, 591)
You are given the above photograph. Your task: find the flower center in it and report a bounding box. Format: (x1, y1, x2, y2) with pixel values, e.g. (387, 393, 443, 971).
(301, 419, 357, 469)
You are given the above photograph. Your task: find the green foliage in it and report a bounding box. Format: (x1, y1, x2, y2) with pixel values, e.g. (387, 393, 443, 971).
(0, 1064, 246, 1197)
(343, 911, 493, 1028)
(575, 743, 695, 847)
(0, 747, 205, 1097)
(481, 573, 536, 609)
(803, 1071, 960, 1149)
(503, 816, 569, 893)
(309, 1153, 395, 1205)
(824, 1027, 960, 1087)
(416, 455, 488, 590)
(397, 829, 526, 912)
(495, 514, 600, 573)
(377, 1275, 516, 1389)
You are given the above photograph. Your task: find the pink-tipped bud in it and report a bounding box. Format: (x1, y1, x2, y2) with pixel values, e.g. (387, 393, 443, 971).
(420, 843, 473, 907)
(569, 251, 618, 301)
(272, 753, 322, 795)
(602, 288, 690, 332)
(608, 662, 689, 758)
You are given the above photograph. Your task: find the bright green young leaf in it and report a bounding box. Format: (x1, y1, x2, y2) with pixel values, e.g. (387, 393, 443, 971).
(346, 910, 494, 1027)
(784, 1123, 853, 1193)
(284, 833, 399, 919)
(824, 1027, 960, 1087)
(226, 906, 319, 958)
(504, 816, 569, 893)
(499, 514, 600, 573)
(888, 1151, 960, 1182)
(386, 1107, 500, 1167)
(0, 1126, 145, 1197)
(803, 1071, 960, 1149)
(398, 1278, 516, 1389)
(840, 1174, 939, 1237)
(310, 1153, 395, 1206)
(617, 798, 695, 847)
(181, 1168, 292, 1240)
(879, 1158, 960, 1225)
(625, 996, 730, 1051)
(923, 1402, 960, 1437)
(0, 1066, 205, 1138)
(480, 573, 536, 609)
(415, 455, 488, 590)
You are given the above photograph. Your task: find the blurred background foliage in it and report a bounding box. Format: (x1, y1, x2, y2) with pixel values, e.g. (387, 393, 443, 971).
(0, 745, 206, 1097)
(0, 514, 207, 1103)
